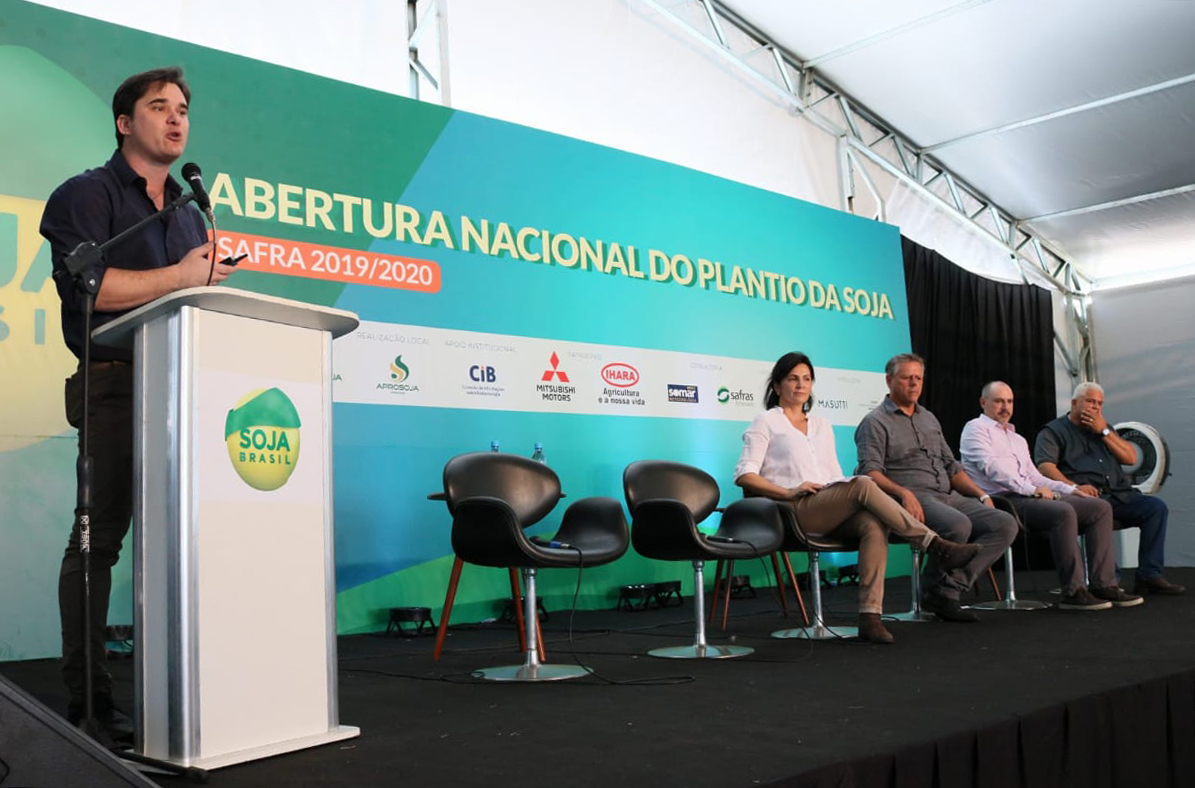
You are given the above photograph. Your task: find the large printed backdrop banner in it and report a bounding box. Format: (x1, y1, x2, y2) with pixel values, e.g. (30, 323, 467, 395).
(0, 1, 911, 659)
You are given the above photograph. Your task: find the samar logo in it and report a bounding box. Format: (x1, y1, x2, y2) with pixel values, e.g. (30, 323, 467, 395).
(390, 355, 410, 382)
(224, 387, 301, 491)
(601, 362, 639, 388)
(668, 384, 699, 403)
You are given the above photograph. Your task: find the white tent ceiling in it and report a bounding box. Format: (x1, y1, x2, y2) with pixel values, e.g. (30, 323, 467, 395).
(721, 0, 1195, 289)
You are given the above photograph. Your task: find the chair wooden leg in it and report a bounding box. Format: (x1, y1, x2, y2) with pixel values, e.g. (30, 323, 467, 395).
(433, 556, 465, 661)
(770, 554, 790, 618)
(534, 611, 547, 663)
(708, 559, 725, 625)
(987, 566, 1001, 599)
(720, 560, 736, 630)
(782, 553, 810, 626)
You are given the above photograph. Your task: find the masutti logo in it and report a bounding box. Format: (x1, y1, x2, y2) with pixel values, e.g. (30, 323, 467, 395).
(717, 387, 755, 404)
(224, 387, 301, 491)
(601, 363, 639, 388)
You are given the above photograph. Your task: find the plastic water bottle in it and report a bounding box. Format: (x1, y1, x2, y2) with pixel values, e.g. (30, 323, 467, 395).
(490, 440, 500, 453)
(531, 442, 546, 464)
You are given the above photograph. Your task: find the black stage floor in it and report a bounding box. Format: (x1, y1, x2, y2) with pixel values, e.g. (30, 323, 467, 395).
(4, 567, 1195, 787)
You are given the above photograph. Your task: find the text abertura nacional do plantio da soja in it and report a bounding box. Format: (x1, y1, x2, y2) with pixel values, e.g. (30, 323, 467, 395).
(208, 173, 896, 319)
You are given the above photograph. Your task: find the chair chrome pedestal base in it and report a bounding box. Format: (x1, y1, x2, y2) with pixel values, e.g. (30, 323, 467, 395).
(772, 622, 857, 640)
(650, 561, 754, 659)
(474, 663, 590, 682)
(969, 598, 1047, 611)
(969, 546, 1047, 611)
(771, 551, 857, 639)
(885, 548, 936, 622)
(885, 609, 937, 622)
(474, 568, 593, 682)
(649, 644, 754, 659)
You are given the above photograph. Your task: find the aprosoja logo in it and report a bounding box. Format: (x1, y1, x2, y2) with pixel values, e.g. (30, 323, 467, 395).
(389, 355, 410, 382)
(224, 387, 301, 491)
(601, 362, 639, 388)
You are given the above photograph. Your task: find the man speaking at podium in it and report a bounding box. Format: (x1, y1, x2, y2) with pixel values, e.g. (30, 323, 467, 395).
(39, 66, 237, 741)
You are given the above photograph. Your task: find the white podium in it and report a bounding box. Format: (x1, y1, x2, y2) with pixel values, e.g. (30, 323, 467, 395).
(93, 286, 360, 770)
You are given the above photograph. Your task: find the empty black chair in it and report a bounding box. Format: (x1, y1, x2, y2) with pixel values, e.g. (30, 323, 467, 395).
(448, 452, 628, 681)
(623, 460, 783, 659)
(431, 453, 552, 662)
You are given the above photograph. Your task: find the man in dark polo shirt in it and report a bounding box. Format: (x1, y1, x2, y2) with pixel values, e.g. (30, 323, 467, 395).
(855, 353, 1017, 622)
(1035, 381, 1184, 596)
(40, 66, 237, 741)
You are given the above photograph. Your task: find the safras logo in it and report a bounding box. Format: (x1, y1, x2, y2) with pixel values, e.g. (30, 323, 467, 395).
(717, 386, 755, 404)
(601, 362, 639, 388)
(224, 387, 302, 491)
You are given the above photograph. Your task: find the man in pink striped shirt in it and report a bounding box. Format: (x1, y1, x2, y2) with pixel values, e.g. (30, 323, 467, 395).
(959, 381, 1142, 611)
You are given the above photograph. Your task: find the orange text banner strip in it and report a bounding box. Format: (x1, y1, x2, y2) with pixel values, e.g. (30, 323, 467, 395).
(214, 230, 441, 293)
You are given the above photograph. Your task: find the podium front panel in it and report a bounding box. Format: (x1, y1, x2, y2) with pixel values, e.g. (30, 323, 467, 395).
(134, 304, 346, 765)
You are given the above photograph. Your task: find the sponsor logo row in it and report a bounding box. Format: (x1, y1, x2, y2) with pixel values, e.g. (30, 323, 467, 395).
(349, 351, 764, 408)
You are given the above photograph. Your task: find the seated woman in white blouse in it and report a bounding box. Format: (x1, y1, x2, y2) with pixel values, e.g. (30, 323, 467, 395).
(733, 351, 979, 644)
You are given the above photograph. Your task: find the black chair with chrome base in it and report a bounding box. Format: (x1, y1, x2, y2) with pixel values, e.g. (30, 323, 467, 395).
(448, 452, 628, 681)
(769, 503, 861, 640)
(883, 536, 936, 622)
(623, 460, 783, 659)
(971, 496, 1047, 611)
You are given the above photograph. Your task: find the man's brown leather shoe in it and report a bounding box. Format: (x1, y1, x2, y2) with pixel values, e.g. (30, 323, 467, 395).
(1134, 576, 1186, 595)
(925, 535, 982, 571)
(858, 613, 894, 644)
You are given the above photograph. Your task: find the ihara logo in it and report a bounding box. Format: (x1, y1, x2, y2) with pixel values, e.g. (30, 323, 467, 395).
(390, 355, 410, 382)
(224, 387, 302, 491)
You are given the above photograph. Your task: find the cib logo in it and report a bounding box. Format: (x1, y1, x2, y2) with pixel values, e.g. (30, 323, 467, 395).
(224, 387, 301, 491)
(470, 365, 497, 382)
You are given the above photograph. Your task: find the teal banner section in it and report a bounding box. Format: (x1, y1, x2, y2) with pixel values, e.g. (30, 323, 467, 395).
(0, 1, 910, 656)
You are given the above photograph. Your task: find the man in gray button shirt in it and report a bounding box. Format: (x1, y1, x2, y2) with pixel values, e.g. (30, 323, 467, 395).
(854, 353, 1017, 622)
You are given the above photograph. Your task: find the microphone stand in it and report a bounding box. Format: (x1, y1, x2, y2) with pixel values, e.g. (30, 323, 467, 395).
(55, 192, 209, 783)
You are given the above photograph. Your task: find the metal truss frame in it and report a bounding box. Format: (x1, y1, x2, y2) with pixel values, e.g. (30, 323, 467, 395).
(407, 0, 451, 105)
(400, 0, 1096, 382)
(639, 0, 1094, 382)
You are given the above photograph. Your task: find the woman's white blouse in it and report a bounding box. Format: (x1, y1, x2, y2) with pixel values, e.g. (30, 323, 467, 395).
(733, 408, 847, 488)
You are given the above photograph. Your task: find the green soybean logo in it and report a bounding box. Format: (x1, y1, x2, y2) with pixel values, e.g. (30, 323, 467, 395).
(224, 387, 302, 491)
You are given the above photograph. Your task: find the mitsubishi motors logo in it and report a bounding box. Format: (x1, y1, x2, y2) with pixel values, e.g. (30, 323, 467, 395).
(541, 352, 570, 383)
(537, 352, 575, 403)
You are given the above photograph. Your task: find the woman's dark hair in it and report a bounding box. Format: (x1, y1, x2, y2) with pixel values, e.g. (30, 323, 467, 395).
(764, 351, 816, 412)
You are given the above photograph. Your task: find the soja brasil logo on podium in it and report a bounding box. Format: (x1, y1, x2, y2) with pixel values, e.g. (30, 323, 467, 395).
(224, 387, 302, 491)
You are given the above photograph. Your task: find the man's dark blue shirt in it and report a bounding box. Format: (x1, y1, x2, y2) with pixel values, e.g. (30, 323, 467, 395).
(40, 150, 207, 362)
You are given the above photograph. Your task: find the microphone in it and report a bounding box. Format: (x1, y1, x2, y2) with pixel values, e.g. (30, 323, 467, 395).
(181, 162, 214, 223)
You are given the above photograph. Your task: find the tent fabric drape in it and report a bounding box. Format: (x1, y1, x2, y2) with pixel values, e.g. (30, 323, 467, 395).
(900, 236, 1057, 455)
